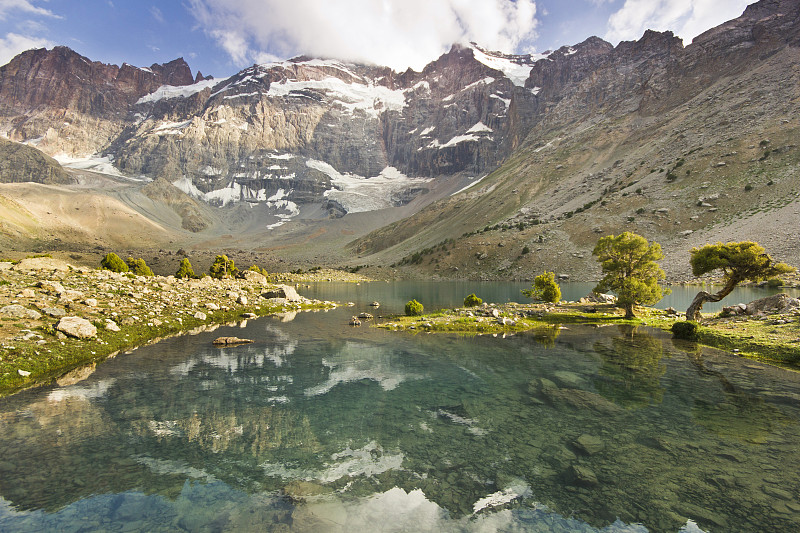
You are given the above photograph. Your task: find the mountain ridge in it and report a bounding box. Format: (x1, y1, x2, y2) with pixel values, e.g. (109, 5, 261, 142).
(0, 0, 798, 281)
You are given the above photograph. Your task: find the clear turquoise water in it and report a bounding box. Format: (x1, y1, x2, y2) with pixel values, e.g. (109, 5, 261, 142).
(301, 281, 800, 315)
(1, 285, 799, 532)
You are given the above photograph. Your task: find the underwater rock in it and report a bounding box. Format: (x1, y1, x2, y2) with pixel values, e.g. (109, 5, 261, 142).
(566, 464, 599, 487)
(212, 337, 254, 346)
(575, 434, 605, 455)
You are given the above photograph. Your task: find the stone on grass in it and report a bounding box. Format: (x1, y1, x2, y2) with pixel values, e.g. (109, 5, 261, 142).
(0, 304, 42, 320)
(746, 294, 800, 316)
(17, 369, 31, 377)
(56, 316, 97, 339)
(37, 281, 65, 294)
(18, 289, 36, 298)
(104, 319, 121, 332)
(237, 295, 248, 306)
(205, 302, 220, 311)
(194, 311, 207, 320)
(84, 298, 98, 307)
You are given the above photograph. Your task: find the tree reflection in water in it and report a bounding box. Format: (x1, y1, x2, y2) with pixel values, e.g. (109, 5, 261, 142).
(593, 325, 666, 408)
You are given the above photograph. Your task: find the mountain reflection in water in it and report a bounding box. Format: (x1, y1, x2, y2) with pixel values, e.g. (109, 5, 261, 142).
(1, 301, 799, 532)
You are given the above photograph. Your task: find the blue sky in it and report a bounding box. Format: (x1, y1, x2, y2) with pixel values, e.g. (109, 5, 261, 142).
(0, 0, 752, 78)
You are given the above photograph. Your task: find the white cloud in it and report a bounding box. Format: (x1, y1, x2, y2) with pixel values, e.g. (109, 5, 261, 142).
(150, 6, 164, 24)
(0, 32, 52, 66)
(0, 0, 60, 20)
(187, 0, 539, 71)
(605, 0, 751, 45)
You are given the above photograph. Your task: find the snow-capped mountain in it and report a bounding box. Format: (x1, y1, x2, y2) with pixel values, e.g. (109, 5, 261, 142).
(0, 42, 546, 226)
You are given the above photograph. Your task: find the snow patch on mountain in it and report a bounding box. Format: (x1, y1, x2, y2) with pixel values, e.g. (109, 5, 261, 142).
(264, 77, 406, 118)
(137, 78, 221, 104)
(467, 122, 493, 134)
(54, 153, 146, 181)
(306, 159, 430, 213)
(470, 44, 548, 87)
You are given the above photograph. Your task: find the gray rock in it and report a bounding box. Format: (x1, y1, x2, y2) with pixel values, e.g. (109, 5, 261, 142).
(58, 289, 84, 302)
(194, 311, 207, 320)
(262, 285, 301, 302)
(237, 295, 248, 305)
(37, 280, 65, 294)
(104, 319, 121, 332)
(242, 271, 267, 283)
(84, 298, 98, 307)
(40, 306, 66, 317)
(56, 316, 97, 339)
(746, 293, 800, 316)
(580, 292, 617, 304)
(0, 304, 42, 320)
(18, 288, 36, 298)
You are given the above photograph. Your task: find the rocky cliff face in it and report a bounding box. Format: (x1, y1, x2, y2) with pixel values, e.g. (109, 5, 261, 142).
(0, 0, 797, 253)
(0, 47, 196, 156)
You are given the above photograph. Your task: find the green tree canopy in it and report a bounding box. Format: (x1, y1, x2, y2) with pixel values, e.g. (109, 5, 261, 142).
(686, 241, 795, 320)
(175, 258, 196, 279)
(464, 293, 483, 307)
(405, 299, 424, 316)
(209, 255, 238, 279)
(126, 257, 154, 277)
(522, 271, 561, 304)
(100, 252, 128, 273)
(592, 232, 668, 318)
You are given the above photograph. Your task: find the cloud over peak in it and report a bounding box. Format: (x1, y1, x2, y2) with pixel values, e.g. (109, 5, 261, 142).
(188, 0, 539, 71)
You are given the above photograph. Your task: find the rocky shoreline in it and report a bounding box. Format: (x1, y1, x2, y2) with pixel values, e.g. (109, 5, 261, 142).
(0, 257, 337, 396)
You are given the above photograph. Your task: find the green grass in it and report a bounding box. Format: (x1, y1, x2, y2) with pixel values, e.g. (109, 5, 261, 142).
(0, 300, 331, 397)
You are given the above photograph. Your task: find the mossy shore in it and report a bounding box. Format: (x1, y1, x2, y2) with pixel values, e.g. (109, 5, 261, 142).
(377, 301, 800, 367)
(0, 258, 339, 397)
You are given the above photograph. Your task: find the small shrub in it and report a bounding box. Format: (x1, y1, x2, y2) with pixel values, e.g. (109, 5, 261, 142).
(405, 299, 424, 316)
(636, 207, 645, 214)
(248, 264, 268, 276)
(209, 255, 237, 279)
(672, 321, 700, 341)
(522, 246, 530, 255)
(175, 258, 196, 279)
(126, 257, 154, 277)
(100, 252, 128, 273)
(766, 278, 783, 288)
(464, 294, 483, 307)
(744, 184, 754, 192)
(522, 271, 561, 304)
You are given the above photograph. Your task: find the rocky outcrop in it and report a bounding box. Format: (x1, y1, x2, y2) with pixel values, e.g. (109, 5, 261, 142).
(0, 138, 73, 184)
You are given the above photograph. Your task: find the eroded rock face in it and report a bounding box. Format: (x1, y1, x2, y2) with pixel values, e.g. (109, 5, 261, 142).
(56, 316, 97, 339)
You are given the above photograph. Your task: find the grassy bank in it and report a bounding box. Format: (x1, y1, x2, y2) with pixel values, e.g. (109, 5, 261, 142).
(377, 301, 800, 367)
(0, 258, 336, 397)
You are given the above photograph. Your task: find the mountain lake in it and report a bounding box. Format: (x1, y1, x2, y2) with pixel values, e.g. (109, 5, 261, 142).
(1, 282, 799, 532)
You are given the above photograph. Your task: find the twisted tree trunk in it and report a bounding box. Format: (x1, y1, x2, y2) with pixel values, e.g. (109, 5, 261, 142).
(686, 277, 740, 321)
